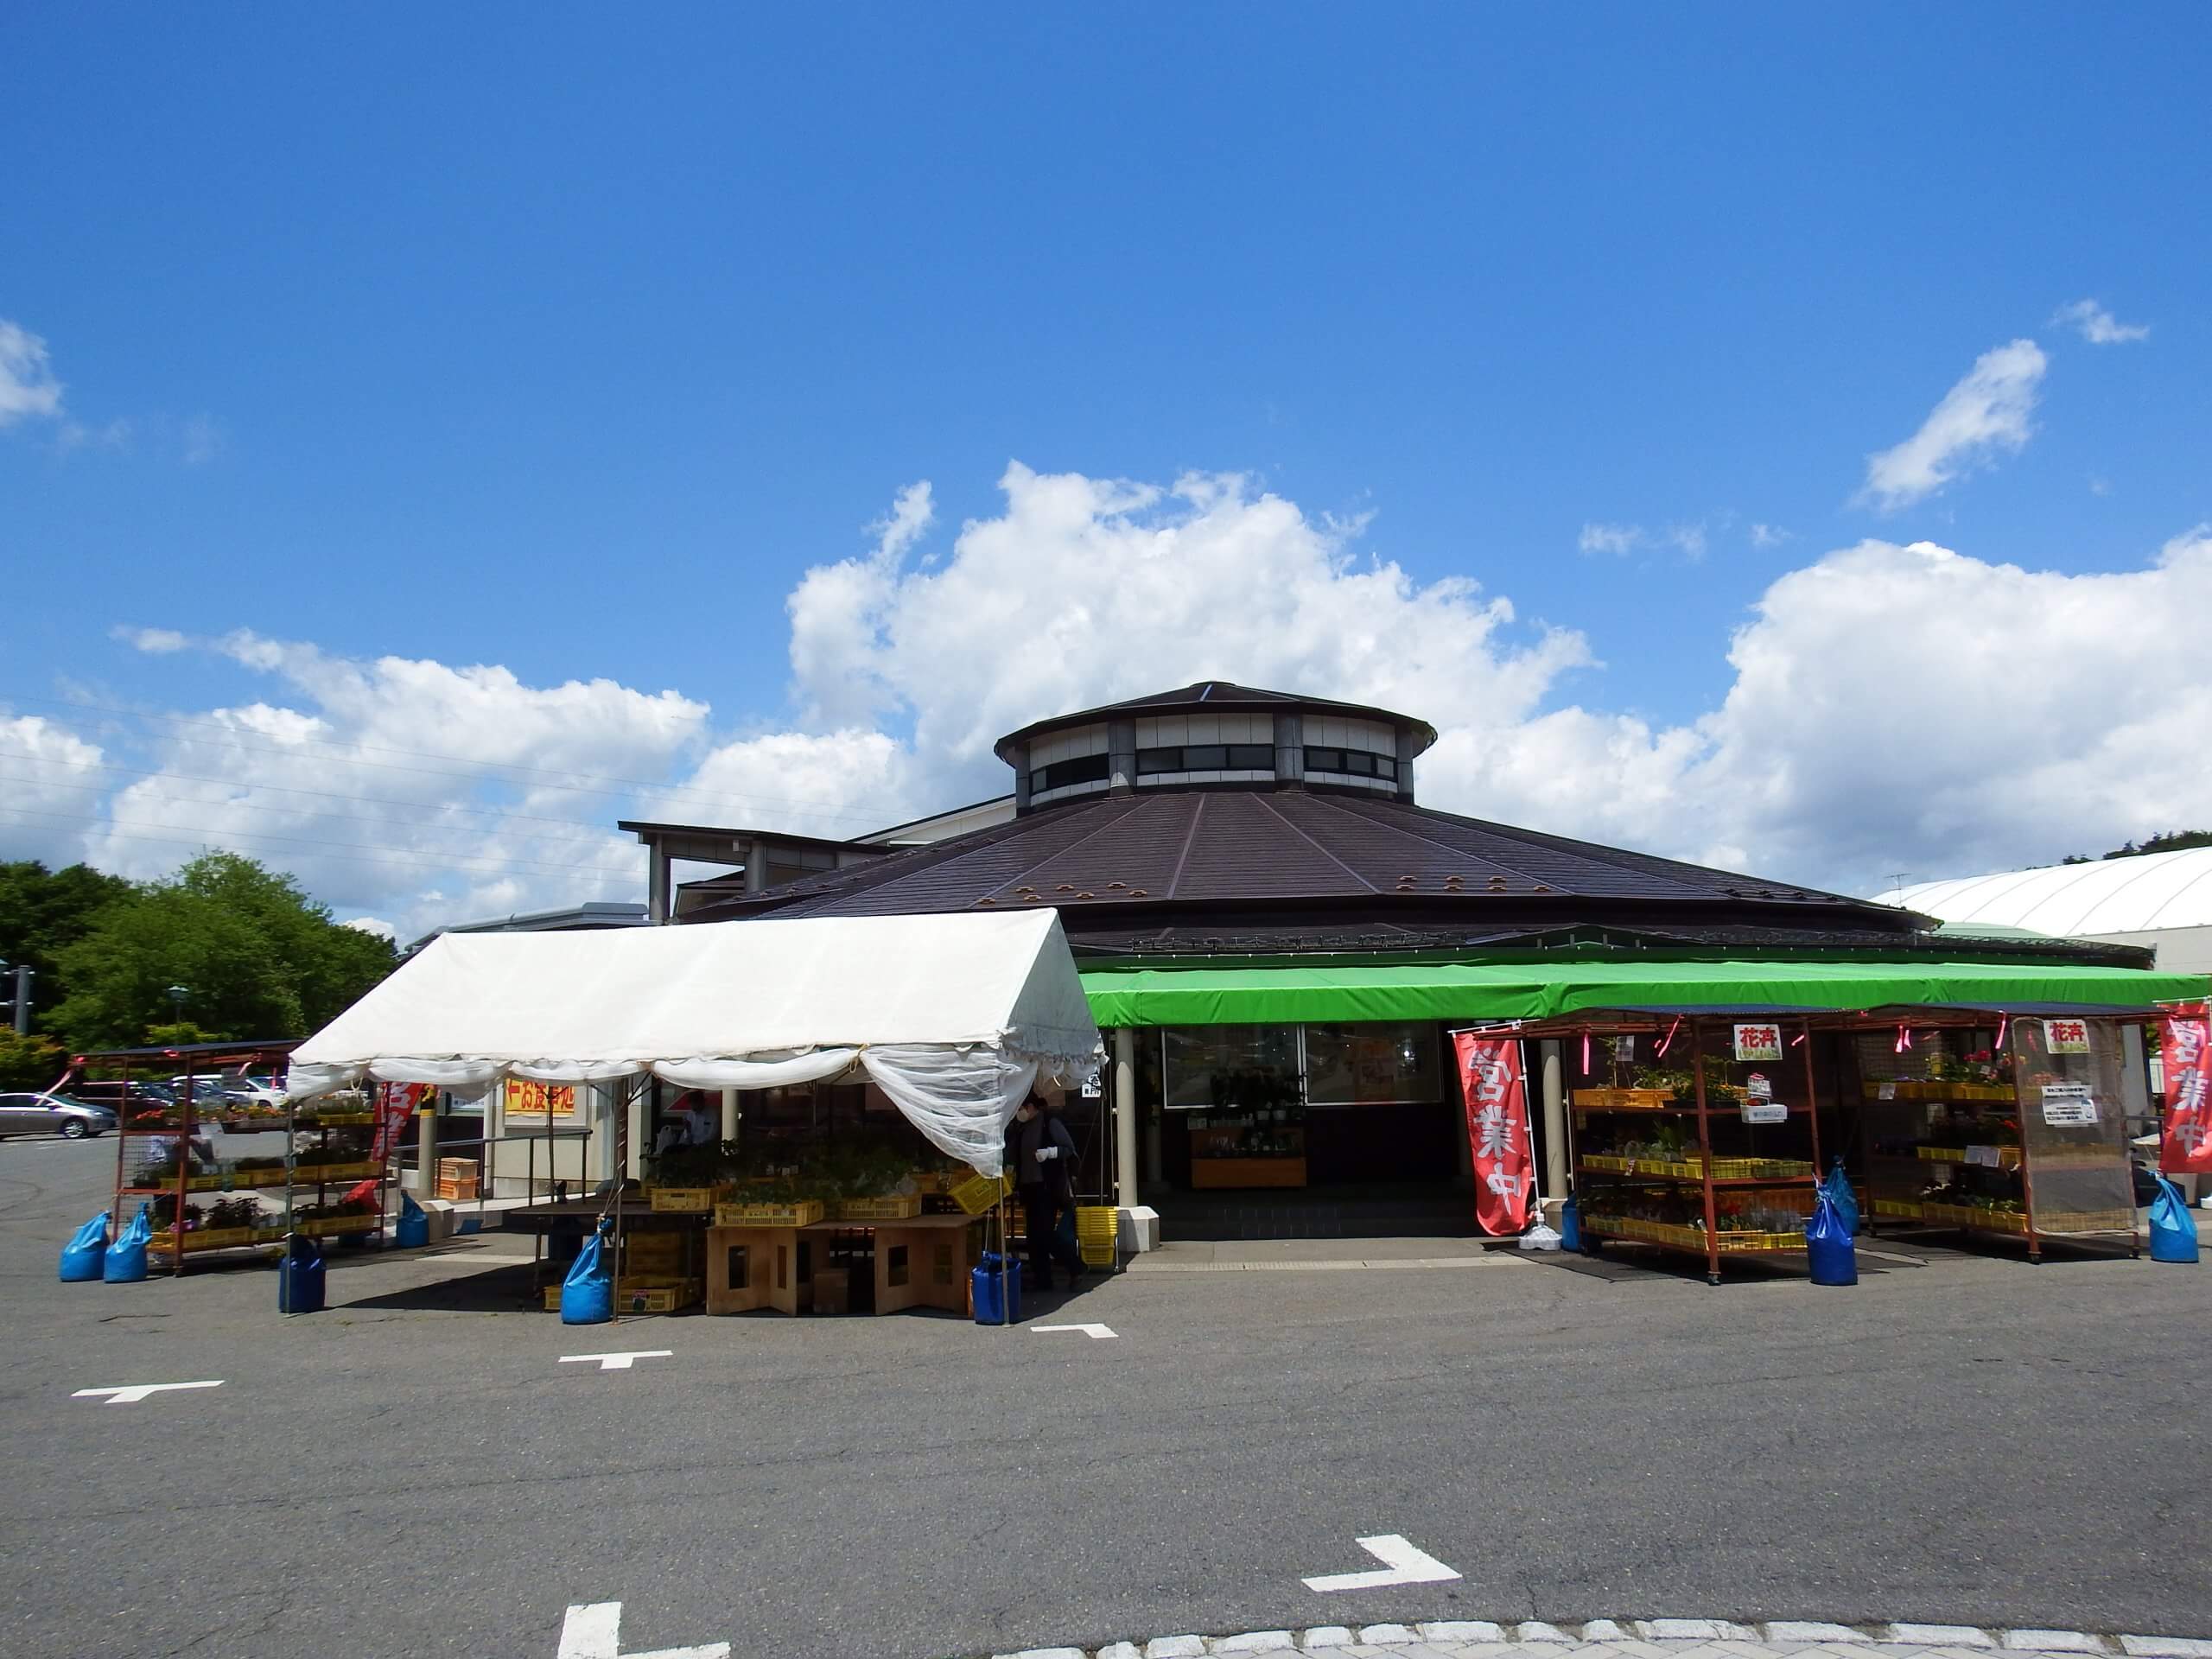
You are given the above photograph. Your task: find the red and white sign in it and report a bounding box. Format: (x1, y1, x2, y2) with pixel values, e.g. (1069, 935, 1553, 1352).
(1452, 1033, 1534, 1236)
(2159, 1008, 2212, 1175)
(1732, 1023, 1783, 1062)
(2044, 1018, 2091, 1055)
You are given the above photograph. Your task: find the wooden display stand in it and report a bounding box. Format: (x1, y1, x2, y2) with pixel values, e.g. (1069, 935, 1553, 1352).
(705, 1222, 813, 1315)
(707, 1213, 985, 1315)
(1187, 1122, 1306, 1189)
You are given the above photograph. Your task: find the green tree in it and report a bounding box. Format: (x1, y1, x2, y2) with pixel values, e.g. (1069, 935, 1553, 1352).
(0, 1029, 70, 1092)
(46, 853, 396, 1049)
(0, 861, 136, 1028)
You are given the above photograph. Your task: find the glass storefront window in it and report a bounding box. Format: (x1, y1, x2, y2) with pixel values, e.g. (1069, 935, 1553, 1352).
(1304, 1022, 1439, 1105)
(1163, 1025, 1302, 1111)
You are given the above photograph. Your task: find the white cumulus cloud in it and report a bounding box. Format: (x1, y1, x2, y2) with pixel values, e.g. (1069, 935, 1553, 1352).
(1579, 522, 1643, 556)
(2052, 299, 2149, 345)
(18, 467, 2212, 939)
(1859, 340, 2047, 511)
(0, 320, 64, 428)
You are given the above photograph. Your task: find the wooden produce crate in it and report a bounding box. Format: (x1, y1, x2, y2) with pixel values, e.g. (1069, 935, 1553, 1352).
(1570, 1088, 1675, 1111)
(435, 1157, 480, 1201)
(830, 1194, 924, 1221)
(648, 1185, 722, 1213)
(713, 1198, 825, 1228)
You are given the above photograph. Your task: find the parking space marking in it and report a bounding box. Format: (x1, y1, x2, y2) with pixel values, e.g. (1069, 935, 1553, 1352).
(556, 1600, 728, 1658)
(73, 1380, 225, 1405)
(1302, 1533, 1461, 1592)
(1033, 1322, 1118, 1339)
(559, 1350, 673, 1372)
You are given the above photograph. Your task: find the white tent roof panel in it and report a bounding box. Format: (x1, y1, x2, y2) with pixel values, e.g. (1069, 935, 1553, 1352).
(1885, 847, 2212, 938)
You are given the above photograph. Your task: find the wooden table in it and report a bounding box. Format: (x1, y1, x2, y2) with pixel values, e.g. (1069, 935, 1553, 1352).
(705, 1212, 985, 1315)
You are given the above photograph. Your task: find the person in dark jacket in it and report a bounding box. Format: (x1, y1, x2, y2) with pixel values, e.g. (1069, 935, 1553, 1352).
(1007, 1092, 1085, 1290)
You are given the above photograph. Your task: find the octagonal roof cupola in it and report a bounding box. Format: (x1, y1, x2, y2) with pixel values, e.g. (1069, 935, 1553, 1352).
(994, 680, 1437, 812)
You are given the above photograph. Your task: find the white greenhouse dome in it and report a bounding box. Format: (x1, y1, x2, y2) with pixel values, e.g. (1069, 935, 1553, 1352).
(1881, 846, 2212, 974)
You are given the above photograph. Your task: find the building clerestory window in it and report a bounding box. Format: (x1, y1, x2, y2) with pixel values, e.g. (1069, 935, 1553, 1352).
(1136, 744, 1274, 775)
(1303, 746, 1397, 781)
(1031, 753, 1112, 794)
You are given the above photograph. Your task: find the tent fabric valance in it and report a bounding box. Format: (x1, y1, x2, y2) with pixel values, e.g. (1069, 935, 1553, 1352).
(1078, 957, 2212, 1029)
(286, 911, 1102, 1176)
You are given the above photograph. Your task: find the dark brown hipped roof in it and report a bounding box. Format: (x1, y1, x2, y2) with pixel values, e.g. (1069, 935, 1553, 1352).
(684, 786, 1921, 944)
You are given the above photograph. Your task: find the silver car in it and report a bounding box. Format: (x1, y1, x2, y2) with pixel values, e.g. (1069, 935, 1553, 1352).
(0, 1092, 118, 1140)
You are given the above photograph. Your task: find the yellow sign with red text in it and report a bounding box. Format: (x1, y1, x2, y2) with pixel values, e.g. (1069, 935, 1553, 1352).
(506, 1079, 577, 1119)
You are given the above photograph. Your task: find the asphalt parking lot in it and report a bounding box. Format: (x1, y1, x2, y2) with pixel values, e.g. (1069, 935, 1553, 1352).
(3, 1134, 2208, 1659)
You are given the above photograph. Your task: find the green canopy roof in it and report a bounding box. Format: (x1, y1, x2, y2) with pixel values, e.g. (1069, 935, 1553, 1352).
(1079, 957, 2209, 1028)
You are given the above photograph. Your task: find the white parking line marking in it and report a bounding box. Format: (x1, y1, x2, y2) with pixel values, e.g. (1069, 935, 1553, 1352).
(1032, 1322, 1118, 1339)
(73, 1380, 224, 1405)
(1302, 1534, 1461, 1592)
(556, 1600, 728, 1658)
(558, 1350, 673, 1372)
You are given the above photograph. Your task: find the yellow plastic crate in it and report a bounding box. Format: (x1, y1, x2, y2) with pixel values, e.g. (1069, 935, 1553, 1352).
(950, 1173, 1013, 1216)
(712, 1199, 824, 1228)
(830, 1194, 924, 1221)
(648, 1185, 721, 1213)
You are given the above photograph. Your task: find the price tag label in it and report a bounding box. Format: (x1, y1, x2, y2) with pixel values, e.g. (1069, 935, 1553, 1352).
(2040, 1083, 2098, 1126)
(1877, 1082, 1897, 1100)
(1741, 1102, 1789, 1125)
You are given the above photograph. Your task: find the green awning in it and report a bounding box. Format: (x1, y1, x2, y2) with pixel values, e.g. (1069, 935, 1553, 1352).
(1079, 957, 2210, 1028)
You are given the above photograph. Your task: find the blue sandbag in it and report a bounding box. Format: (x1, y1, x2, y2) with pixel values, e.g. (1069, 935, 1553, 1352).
(277, 1234, 326, 1313)
(60, 1211, 111, 1282)
(1559, 1194, 1582, 1252)
(2149, 1175, 2200, 1263)
(561, 1219, 614, 1324)
(394, 1192, 429, 1249)
(1824, 1157, 1861, 1236)
(971, 1250, 1020, 1325)
(1804, 1186, 1858, 1286)
(104, 1204, 150, 1284)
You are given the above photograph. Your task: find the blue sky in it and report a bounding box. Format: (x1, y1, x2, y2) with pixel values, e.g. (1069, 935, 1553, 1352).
(4, 6, 2209, 935)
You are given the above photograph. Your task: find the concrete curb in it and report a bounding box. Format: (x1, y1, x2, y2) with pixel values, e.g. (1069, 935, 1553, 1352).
(988, 1620, 2212, 1659)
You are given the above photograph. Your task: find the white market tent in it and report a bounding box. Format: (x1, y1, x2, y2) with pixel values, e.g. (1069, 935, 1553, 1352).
(1884, 847, 2212, 976)
(285, 909, 1102, 1176)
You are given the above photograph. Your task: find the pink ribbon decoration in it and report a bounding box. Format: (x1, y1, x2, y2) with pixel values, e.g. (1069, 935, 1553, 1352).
(1656, 1016, 1681, 1058)
(1789, 1029, 1807, 1047)
(1581, 1033, 1591, 1074)
(1895, 1025, 1914, 1053)
(1995, 1013, 2008, 1048)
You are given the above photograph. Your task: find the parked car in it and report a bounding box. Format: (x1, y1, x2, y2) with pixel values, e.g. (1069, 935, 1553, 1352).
(168, 1076, 232, 1103)
(65, 1080, 175, 1114)
(220, 1075, 287, 1108)
(0, 1092, 118, 1139)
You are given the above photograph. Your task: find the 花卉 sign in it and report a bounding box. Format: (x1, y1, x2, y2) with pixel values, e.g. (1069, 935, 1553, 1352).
(2043, 1019, 2091, 1055)
(1732, 1023, 1783, 1062)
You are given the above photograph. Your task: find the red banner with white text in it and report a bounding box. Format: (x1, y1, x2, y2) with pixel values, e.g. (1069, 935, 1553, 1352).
(1453, 1032, 1535, 1235)
(346, 1082, 431, 1205)
(2159, 1007, 2212, 1175)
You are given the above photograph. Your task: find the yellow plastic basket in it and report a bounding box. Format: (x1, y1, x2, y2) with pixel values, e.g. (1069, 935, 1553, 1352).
(1075, 1205, 1119, 1267)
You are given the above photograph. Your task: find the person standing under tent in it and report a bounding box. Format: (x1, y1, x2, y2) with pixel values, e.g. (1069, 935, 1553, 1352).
(1007, 1091, 1084, 1291)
